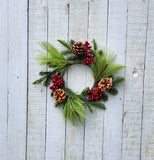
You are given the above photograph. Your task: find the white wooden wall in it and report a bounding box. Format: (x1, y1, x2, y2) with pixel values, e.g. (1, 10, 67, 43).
(0, 0, 153, 160)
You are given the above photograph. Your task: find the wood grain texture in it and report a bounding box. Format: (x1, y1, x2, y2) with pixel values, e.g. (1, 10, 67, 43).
(0, 0, 8, 159)
(0, 0, 154, 159)
(7, 0, 27, 159)
(84, 0, 107, 160)
(141, 0, 154, 159)
(65, 1, 88, 160)
(103, 0, 127, 159)
(45, 0, 68, 159)
(122, 0, 148, 160)
(27, 0, 47, 159)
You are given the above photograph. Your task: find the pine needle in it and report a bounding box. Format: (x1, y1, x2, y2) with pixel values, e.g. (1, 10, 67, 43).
(92, 39, 97, 50)
(89, 102, 106, 109)
(61, 50, 72, 56)
(38, 41, 70, 73)
(101, 64, 125, 78)
(112, 77, 125, 86)
(69, 39, 75, 46)
(62, 88, 87, 126)
(109, 88, 118, 95)
(57, 40, 71, 50)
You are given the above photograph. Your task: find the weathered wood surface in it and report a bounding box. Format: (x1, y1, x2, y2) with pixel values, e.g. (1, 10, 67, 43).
(27, 0, 47, 159)
(0, 0, 153, 160)
(0, 0, 28, 160)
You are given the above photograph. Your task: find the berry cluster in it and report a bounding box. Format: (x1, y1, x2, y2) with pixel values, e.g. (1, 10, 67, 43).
(82, 55, 95, 64)
(82, 41, 94, 65)
(49, 75, 63, 91)
(87, 87, 102, 101)
(84, 41, 92, 55)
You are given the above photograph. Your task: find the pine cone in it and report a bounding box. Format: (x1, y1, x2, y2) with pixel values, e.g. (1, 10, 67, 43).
(98, 78, 112, 92)
(53, 88, 67, 103)
(71, 42, 84, 55)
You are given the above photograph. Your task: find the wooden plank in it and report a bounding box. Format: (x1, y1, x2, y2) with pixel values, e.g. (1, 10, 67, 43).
(65, 1, 88, 160)
(103, 0, 128, 159)
(84, 0, 107, 160)
(0, 0, 8, 159)
(27, 0, 47, 159)
(7, 0, 27, 159)
(141, 0, 154, 159)
(45, 1, 68, 159)
(122, 0, 148, 159)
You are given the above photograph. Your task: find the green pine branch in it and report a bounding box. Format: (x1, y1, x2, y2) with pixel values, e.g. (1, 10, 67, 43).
(57, 40, 71, 50)
(63, 88, 87, 126)
(33, 70, 57, 86)
(88, 101, 106, 109)
(109, 88, 118, 95)
(38, 41, 70, 73)
(86, 103, 94, 113)
(90, 49, 125, 82)
(61, 50, 72, 56)
(112, 76, 125, 86)
(92, 39, 97, 50)
(101, 93, 108, 101)
(69, 39, 76, 46)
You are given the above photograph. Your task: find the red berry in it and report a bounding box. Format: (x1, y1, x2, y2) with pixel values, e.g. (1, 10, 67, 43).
(51, 75, 64, 88)
(88, 86, 103, 101)
(87, 89, 93, 95)
(49, 84, 57, 91)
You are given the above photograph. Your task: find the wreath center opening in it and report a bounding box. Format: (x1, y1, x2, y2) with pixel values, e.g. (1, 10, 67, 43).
(64, 64, 94, 93)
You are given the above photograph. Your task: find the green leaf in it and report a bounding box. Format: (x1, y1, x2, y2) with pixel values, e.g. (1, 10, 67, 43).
(33, 70, 57, 87)
(105, 51, 117, 65)
(55, 102, 64, 108)
(51, 92, 53, 97)
(109, 88, 118, 95)
(101, 93, 108, 102)
(81, 87, 89, 96)
(89, 102, 106, 109)
(62, 96, 86, 126)
(67, 55, 85, 60)
(43, 76, 52, 86)
(64, 88, 76, 98)
(90, 50, 106, 81)
(112, 77, 125, 86)
(61, 50, 72, 56)
(39, 71, 49, 76)
(92, 39, 97, 50)
(86, 103, 94, 113)
(99, 50, 103, 56)
(40, 41, 61, 58)
(90, 49, 95, 55)
(69, 39, 75, 46)
(57, 40, 71, 50)
(33, 76, 46, 84)
(101, 64, 126, 79)
(67, 55, 84, 63)
(38, 42, 70, 73)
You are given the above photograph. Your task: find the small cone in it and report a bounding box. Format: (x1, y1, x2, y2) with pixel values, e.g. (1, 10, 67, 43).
(53, 88, 67, 103)
(71, 42, 84, 55)
(98, 78, 112, 92)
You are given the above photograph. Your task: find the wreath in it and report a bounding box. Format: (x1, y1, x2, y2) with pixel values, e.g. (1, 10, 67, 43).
(33, 39, 125, 126)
